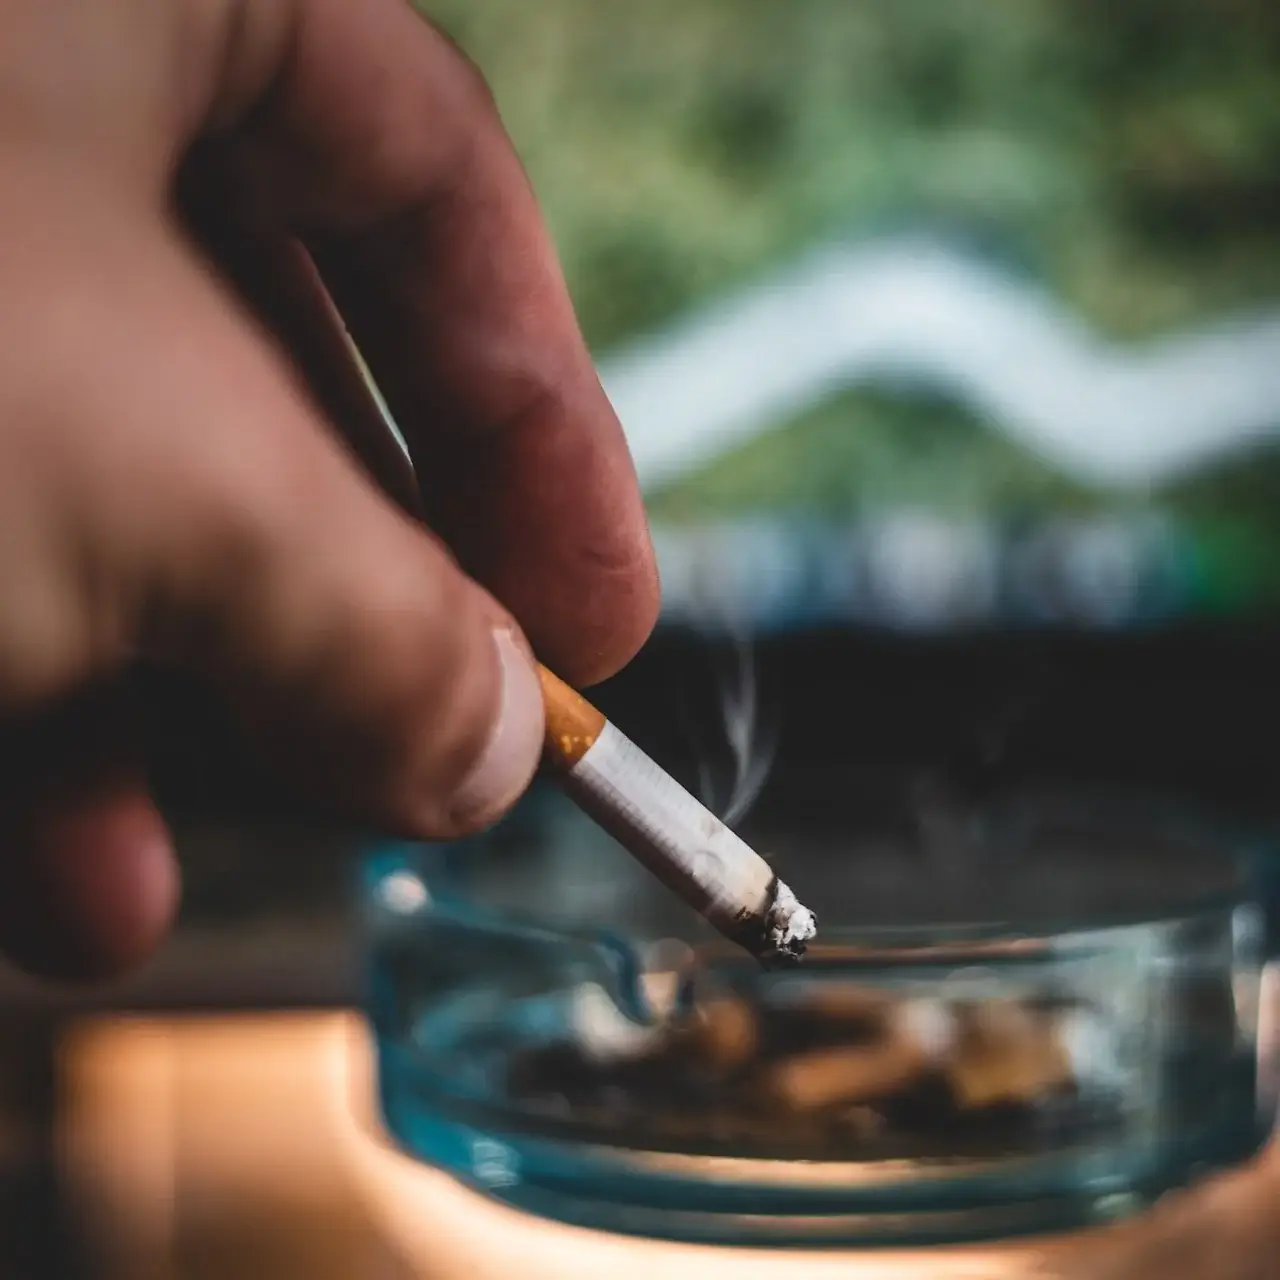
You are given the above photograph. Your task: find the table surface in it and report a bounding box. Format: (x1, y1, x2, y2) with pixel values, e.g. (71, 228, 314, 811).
(54, 1010, 1280, 1280)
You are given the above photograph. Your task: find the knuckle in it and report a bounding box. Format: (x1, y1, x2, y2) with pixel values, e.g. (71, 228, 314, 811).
(433, 33, 500, 122)
(265, 9, 509, 231)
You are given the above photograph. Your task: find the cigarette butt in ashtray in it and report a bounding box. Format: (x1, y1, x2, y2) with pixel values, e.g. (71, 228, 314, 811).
(566, 943, 698, 1066)
(568, 982, 668, 1066)
(570, 970, 759, 1074)
(538, 666, 816, 967)
(788, 981, 899, 1029)
(948, 999, 1066, 1109)
(948, 999, 1117, 1110)
(675, 994, 761, 1074)
(765, 997, 959, 1110)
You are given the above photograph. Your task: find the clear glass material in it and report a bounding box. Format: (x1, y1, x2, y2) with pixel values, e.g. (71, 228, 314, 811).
(364, 784, 1267, 1247)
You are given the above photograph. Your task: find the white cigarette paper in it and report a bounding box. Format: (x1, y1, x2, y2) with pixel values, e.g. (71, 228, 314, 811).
(562, 721, 816, 962)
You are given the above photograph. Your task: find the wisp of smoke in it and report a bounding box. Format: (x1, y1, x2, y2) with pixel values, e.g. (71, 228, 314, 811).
(716, 632, 776, 827)
(683, 594, 776, 829)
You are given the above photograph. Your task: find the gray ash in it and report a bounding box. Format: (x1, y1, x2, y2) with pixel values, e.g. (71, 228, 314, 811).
(731, 876, 818, 968)
(761, 877, 817, 966)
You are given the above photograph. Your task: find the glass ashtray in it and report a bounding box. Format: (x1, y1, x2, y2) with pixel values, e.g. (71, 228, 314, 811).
(363, 782, 1269, 1247)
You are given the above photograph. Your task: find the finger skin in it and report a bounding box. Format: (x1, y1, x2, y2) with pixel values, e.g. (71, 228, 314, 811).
(197, 0, 661, 685)
(0, 781, 178, 983)
(0, 167, 542, 834)
(0, 682, 178, 983)
(0, 0, 659, 981)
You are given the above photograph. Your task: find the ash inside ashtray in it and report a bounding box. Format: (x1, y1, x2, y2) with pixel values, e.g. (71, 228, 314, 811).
(505, 975, 1127, 1159)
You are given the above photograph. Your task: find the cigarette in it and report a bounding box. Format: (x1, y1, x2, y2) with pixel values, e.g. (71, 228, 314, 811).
(765, 1042, 921, 1110)
(538, 667, 817, 966)
(948, 999, 1075, 1110)
(569, 982, 667, 1066)
(764, 997, 956, 1110)
(788, 981, 897, 1027)
(679, 994, 760, 1073)
(313, 333, 816, 966)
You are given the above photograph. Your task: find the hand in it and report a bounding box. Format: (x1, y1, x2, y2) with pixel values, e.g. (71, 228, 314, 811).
(0, 0, 659, 982)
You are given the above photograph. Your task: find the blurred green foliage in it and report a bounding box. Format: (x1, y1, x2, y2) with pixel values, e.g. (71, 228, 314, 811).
(645, 389, 1094, 521)
(417, 1, 1280, 538)
(421, 0, 1280, 349)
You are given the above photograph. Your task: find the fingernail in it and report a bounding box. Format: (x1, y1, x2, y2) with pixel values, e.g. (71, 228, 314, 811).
(449, 627, 544, 829)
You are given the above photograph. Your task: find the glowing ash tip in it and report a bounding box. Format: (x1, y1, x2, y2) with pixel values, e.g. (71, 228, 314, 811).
(761, 878, 818, 967)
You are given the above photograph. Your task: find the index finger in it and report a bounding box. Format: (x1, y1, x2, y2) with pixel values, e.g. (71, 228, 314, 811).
(202, 0, 659, 686)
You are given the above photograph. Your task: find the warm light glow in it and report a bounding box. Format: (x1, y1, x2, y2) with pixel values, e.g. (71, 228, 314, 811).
(52, 1009, 1280, 1279)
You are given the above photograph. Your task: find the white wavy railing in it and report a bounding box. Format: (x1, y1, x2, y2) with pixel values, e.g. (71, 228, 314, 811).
(598, 237, 1280, 493)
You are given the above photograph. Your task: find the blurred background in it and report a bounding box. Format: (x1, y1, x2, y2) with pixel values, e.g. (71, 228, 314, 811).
(452, 0, 1280, 638)
(3, 0, 1280, 1274)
